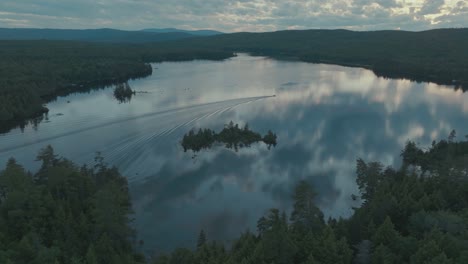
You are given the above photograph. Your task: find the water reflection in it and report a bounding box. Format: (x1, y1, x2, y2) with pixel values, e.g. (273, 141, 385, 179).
(0, 54, 467, 253)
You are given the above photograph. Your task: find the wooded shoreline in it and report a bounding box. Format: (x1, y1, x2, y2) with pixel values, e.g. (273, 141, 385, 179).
(1, 28, 467, 133)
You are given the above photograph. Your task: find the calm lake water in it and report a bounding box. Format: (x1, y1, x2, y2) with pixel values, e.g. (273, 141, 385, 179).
(1, 54, 468, 253)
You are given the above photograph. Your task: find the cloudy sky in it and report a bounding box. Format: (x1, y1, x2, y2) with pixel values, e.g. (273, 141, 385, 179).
(0, 0, 466, 32)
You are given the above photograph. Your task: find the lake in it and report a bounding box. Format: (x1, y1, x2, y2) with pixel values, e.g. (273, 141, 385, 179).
(1, 54, 467, 254)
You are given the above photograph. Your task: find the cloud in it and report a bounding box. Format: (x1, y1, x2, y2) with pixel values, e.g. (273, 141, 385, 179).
(419, 0, 445, 15)
(0, 0, 466, 31)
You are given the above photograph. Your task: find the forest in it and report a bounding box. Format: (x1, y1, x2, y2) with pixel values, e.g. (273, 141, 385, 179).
(0, 146, 145, 263)
(155, 28, 468, 90)
(0, 40, 234, 133)
(1, 133, 467, 263)
(181, 122, 277, 152)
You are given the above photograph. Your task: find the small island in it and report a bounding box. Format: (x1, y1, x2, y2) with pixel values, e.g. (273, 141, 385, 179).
(181, 121, 277, 152)
(113, 82, 135, 103)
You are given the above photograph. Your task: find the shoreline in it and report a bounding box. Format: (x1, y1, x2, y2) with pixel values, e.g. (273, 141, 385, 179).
(1, 51, 465, 135)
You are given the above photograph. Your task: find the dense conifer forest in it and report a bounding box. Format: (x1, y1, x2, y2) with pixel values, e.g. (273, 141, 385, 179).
(1, 133, 467, 263)
(0, 146, 145, 263)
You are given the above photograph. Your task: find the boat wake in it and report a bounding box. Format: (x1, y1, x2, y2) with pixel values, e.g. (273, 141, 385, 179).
(0, 95, 273, 178)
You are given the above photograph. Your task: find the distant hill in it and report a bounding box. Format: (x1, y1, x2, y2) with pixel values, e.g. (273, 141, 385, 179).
(141, 28, 223, 36)
(0, 28, 198, 43)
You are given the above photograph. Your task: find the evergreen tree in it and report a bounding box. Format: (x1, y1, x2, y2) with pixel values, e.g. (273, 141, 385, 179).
(197, 230, 207, 249)
(0, 146, 143, 264)
(253, 209, 297, 264)
(356, 159, 384, 202)
(372, 217, 400, 249)
(410, 240, 444, 264)
(371, 244, 396, 264)
(309, 226, 352, 264)
(290, 180, 324, 234)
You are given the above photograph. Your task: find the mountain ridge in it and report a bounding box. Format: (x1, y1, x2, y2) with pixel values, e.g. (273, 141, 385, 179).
(0, 28, 200, 43)
(141, 28, 223, 36)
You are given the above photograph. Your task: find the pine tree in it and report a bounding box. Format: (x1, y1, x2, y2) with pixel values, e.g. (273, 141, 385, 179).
(290, 181, 324, 234)
(372, 217, 400, 250)
(197, 229, 207, 249)
(371, 244, 396, 264)
(85, 244, 98, 264)
(311, 226, 352, 264)
(253, 209, 297, 264)
(410, 240, 443, 264)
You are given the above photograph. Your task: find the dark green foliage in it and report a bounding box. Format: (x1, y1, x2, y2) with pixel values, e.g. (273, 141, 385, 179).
(114, 82, 135, 103)
(181, 121, 277, 152)
(169, 248, 194, 264)
(196, 230, 207, 249)
(290, 180, 324, 233)
(252, 209, 297, 264)
(181, 128, 217, 152)
(343, 132, 468, 263)
(401, 134, 468, 177)
(217, 122, 265, 150)
(153, 242, 228, 264)
(356, 159, 384, 202)
(372, 217, 401, 255)
(194, 241, 227, 264)
(225, 231, 257, 263)
(308, 226, 353, 264)
(0, 146, 143, 264)
(290, 180, 325, 262)
(371, 244, 396, 264)
(262, 130, 277, 150)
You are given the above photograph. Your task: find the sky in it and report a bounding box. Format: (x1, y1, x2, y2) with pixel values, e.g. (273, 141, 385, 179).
(0, 0, 466, 32)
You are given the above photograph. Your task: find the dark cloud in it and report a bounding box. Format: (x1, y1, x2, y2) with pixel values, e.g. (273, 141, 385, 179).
(0, 0, 465, 31)
(419, 0, 445, 15)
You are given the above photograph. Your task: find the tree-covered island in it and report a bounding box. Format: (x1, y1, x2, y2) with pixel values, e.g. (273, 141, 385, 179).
(181, 121, 277, 152)
(114, 83, 135, 103)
